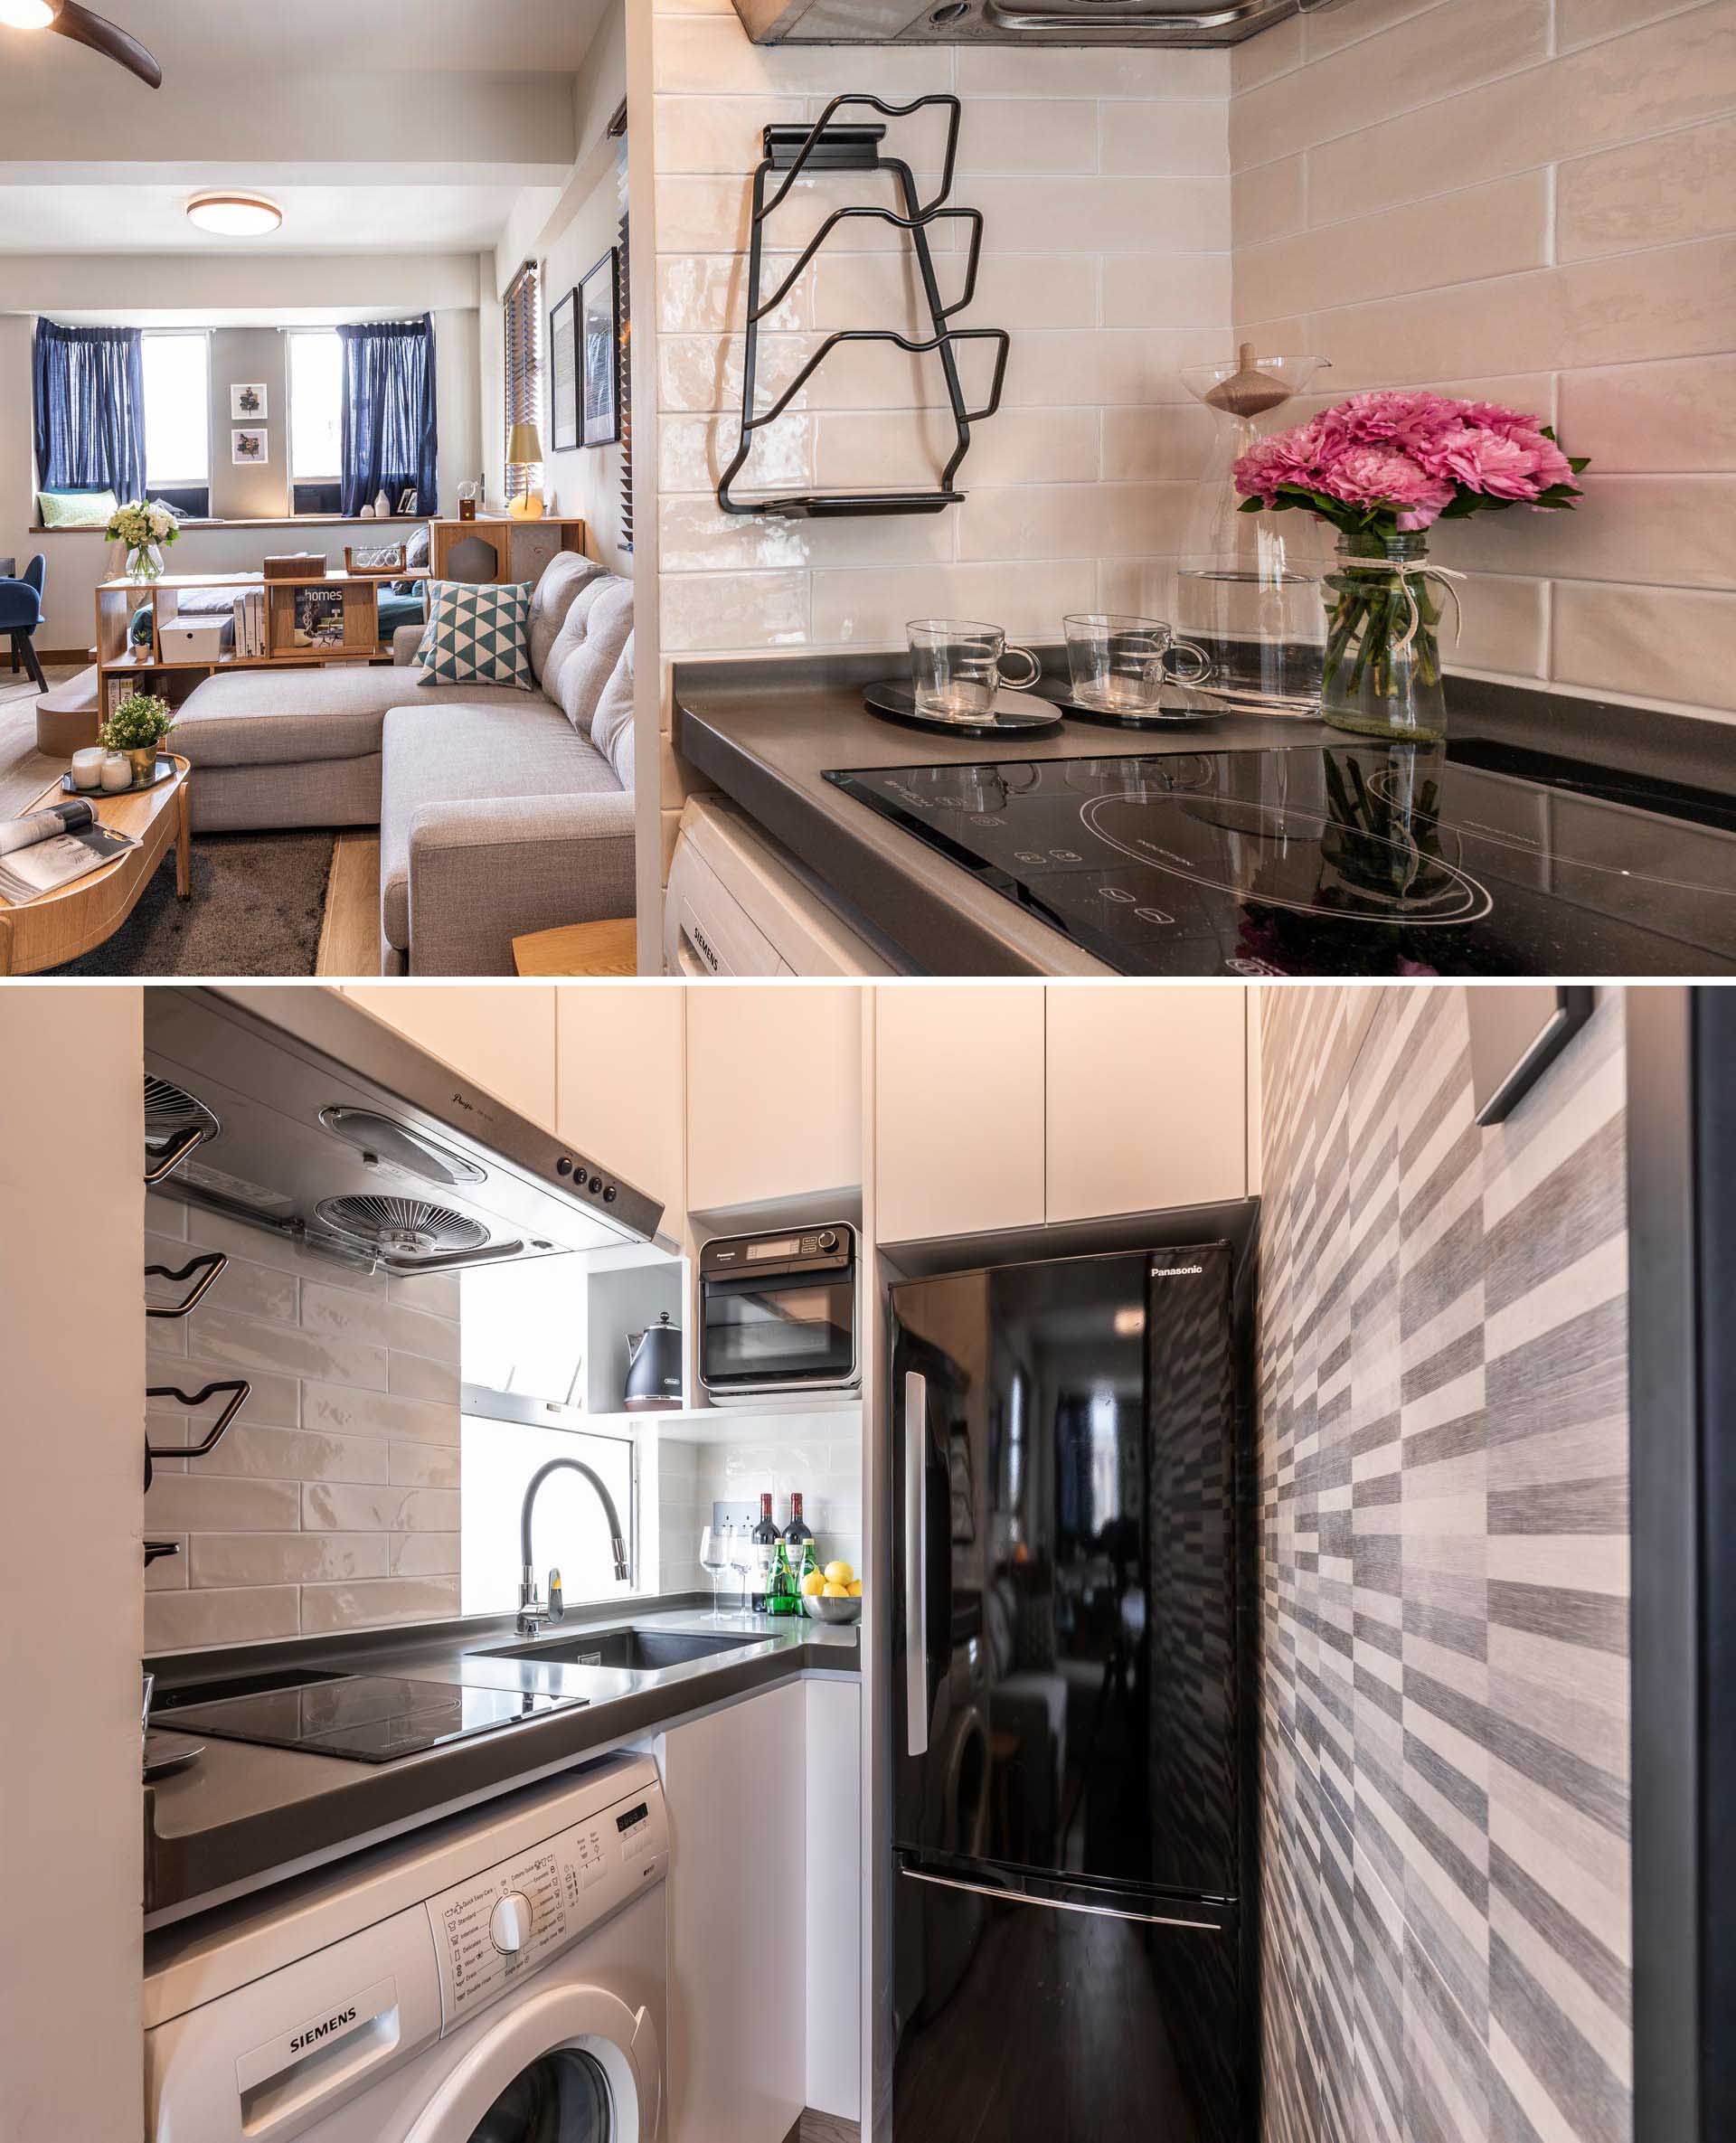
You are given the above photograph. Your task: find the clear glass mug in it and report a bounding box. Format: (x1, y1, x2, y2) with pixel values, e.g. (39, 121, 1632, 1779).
(909, 618, 1041, 722)
(1062, 612, 1213, 715)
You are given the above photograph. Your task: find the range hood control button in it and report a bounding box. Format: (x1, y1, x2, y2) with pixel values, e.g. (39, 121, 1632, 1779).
(588, 1175, 602, 1194)
(556, 1157, 572, 1176)
(603, 1185, 616, 1204)
(489, 1891, 533, 1955)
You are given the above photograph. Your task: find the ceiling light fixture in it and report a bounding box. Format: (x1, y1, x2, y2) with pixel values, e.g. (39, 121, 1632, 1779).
(0, 1, 59, 27)
(185, 191, 283, 239)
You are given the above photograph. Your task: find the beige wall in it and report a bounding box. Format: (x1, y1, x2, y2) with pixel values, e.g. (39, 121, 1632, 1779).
(210, 327, 288, 522)
(543, 153, 632, 572)
(143, 1193, 461, 1653)
(1231, 0, 1736, 724)
(0, 988, 144, 2140)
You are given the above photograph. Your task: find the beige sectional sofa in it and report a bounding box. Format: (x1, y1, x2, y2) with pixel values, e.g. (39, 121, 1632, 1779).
(166, 555, 635, 974)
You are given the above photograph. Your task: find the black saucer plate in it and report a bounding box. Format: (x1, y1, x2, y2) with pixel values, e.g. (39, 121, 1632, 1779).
(863, 680, 1065, 740)
(62, 752, 176, 798)
(1055, 688, 1228, 729)
(143, 1730, 203, 1780)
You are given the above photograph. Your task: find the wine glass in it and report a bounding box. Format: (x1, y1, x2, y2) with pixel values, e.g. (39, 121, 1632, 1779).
(700, 1525, 731, 1623)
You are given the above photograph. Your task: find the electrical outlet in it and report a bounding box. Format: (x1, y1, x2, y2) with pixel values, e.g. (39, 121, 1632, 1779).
(712, 1499, 756, 1534)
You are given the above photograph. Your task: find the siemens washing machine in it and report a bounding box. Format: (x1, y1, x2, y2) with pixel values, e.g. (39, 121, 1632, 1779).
(145, 1756, 668, 2143)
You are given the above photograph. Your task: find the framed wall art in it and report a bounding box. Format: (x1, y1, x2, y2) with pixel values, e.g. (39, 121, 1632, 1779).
(549, 285, 579, 454)
(579, 247, 620, 448)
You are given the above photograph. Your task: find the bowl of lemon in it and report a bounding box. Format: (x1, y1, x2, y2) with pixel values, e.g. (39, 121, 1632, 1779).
(800, 1560, 863, 1623)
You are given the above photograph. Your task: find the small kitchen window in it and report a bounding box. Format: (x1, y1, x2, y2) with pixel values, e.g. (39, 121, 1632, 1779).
(459, 1258, 636, 1616)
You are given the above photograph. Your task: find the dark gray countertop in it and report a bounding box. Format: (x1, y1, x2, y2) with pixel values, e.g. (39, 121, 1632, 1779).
(144, 1600, 856, 1923)
(674, 651, 1736, 977)
(675, 647, 1323, 975)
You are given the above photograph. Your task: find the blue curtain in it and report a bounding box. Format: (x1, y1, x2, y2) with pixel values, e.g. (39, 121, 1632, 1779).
(32, 319, 146, 502)
(338, 315, 438, 517)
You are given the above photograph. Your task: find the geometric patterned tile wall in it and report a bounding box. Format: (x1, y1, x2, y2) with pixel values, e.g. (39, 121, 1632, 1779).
(1257, 985, 1630, 2143)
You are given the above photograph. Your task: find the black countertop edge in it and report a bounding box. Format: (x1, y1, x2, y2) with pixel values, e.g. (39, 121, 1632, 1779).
(145, 1602, 856, 1922)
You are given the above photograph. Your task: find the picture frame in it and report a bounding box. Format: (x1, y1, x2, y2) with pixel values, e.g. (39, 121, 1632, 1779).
(231, 382, 267, 420)
(396, 486, 420, 516)
(579, 247, 621, 449)
(231, 427, 268, 467)
(549, 286, 579, 454)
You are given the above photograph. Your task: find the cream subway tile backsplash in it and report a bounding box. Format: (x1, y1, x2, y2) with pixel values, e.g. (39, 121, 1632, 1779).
(1555, 112, 1736, 259)
(650, 6, 1240, 875)
(142, 1197, 461, 1653)
(1231, 0, 1736, 721)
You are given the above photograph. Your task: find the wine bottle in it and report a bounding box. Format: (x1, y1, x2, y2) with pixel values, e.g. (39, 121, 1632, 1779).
(749, 1491, 778, 1613)
(768, 1538, 799, 1618)
(783, 1491, 814, 1564)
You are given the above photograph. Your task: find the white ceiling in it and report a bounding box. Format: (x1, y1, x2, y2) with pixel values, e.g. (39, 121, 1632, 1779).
(0, 0, 608, 257)
(14, 0, 609, 74)
(2, 182, 561, 255)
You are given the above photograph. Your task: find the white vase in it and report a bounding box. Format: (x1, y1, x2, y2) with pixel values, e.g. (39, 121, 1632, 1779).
(374, 489, 393, 520)
(359, 504, 375, 520)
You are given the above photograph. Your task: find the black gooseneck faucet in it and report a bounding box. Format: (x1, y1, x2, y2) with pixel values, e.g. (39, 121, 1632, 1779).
(516, 1459, 630, 1635)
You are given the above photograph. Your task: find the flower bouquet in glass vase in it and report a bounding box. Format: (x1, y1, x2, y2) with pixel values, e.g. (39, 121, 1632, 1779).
(1233, 392, 1589, 742)
(105, 498, 180, 582)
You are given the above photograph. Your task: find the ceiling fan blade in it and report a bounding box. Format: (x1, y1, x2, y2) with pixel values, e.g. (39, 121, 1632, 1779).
(50, 1, 163, 88)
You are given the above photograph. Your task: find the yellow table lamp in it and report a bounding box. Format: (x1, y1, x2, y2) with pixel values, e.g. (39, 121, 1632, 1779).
(506, 422, 546, 520)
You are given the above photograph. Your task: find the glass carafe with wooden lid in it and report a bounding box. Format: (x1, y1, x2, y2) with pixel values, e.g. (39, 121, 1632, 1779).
(1176, 346, 1331, 717)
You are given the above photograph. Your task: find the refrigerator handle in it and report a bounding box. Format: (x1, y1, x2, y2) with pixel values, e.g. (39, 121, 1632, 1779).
(904, 1368, 928, 1758)
(898, 1865, 1222, 1931)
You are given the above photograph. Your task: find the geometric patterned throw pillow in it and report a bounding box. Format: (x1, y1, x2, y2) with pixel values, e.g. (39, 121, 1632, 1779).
(414, 579, 534, 690)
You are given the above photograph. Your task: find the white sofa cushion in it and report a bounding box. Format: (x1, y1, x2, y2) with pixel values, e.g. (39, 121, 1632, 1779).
(544, 577, 635, 733)
(528, 552, 605, 683)
(172, 664, 535, 770)
(590, 632, 634, 789)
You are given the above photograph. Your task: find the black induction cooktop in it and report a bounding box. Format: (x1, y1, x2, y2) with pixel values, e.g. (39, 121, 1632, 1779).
(822, 738, 1736, 976)
(160, 1676, 588, 1764)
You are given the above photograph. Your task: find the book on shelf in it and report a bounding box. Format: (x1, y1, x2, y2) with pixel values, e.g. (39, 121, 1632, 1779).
(0, 798, 137, 904)
(231, 590, 267, 658)
(293, 586, 346, 649)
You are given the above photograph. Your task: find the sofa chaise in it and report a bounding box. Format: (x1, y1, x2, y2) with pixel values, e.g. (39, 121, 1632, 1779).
(165, 554, 635, 974)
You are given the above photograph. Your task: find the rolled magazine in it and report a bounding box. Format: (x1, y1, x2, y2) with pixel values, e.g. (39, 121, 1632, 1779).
(0, 798, 137, 904)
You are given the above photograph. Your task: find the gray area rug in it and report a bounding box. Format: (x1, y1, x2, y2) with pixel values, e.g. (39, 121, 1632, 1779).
(54, 830, 335, 977)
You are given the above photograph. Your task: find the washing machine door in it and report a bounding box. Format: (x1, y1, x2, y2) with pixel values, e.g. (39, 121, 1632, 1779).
(405, 1984, 661, 2143)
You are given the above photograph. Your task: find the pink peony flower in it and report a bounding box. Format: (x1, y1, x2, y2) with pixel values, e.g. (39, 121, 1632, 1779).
(1231, 386, 1583, 529)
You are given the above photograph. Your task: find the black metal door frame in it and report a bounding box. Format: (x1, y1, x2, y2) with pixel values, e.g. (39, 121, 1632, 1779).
(1628, 985, 1734, 2141)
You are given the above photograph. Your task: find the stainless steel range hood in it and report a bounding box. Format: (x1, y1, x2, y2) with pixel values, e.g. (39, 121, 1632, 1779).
(731, 0, 1354, 45)
(142, 988, 665, 1278)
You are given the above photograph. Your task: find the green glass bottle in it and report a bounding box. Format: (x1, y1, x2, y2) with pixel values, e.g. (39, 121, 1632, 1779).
(768, 1539, 799, 1618)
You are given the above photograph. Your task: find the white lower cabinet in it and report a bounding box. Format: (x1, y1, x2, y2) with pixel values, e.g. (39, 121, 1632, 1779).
(661, 1676, 863, 2142)
(661, 1683, 806, 2143)
(805, 1677, 863, 2122)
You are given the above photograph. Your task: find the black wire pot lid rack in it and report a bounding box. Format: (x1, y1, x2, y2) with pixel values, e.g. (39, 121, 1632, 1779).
(715, 93, 1011, 521)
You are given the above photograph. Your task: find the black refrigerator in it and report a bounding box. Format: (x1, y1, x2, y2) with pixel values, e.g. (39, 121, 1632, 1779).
(889, 1234, 1257, 2143)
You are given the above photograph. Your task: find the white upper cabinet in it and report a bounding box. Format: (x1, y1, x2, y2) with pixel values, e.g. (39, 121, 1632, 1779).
(685, 986, 862, 1214)
(1044, 985, 1247, 1222)
(342, 984, 557, 1133)
(875, 985, 1046, 1244)
(555, 985, 684, 1229)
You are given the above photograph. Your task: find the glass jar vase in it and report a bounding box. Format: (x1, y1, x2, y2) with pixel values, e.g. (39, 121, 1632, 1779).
(1322, 531, 1448, 743)
(125, 542, 165, 582)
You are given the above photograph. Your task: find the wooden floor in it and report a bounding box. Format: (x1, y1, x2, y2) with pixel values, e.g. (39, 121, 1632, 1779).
(797, 2112, 860, 2143)
(315, 833, 382, 977)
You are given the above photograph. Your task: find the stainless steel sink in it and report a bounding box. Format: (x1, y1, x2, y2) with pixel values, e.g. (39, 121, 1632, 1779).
(477, 1627, 767, 1670)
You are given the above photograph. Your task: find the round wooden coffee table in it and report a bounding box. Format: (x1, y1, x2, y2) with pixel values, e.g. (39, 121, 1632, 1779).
(0, 754, 192, 975)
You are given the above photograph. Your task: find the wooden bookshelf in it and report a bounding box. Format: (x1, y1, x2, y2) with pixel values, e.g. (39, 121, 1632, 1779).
(94, 570, 409, 715)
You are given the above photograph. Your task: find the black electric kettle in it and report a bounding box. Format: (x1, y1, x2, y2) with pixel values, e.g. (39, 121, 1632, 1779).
(624, 1312, 683, 1411)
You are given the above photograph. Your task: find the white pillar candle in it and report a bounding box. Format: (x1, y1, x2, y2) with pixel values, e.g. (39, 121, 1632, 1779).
(99, 753, 133, 793)
(71, 749, 106, 791)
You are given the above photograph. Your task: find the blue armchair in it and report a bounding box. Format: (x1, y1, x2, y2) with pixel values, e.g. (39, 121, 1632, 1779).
(1, 554, 47, 692)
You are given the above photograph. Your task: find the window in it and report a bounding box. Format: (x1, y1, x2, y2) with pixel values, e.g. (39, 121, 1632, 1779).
(458, 1257, 636, 1617)
(504, 260, 542, 503)
(142, 331, 210, 511)
(287, 328, 343, 485)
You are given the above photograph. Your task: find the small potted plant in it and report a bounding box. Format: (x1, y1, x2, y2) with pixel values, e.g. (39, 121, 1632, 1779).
(99, 691, 175, 783)
(105, 498, 180, 581)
